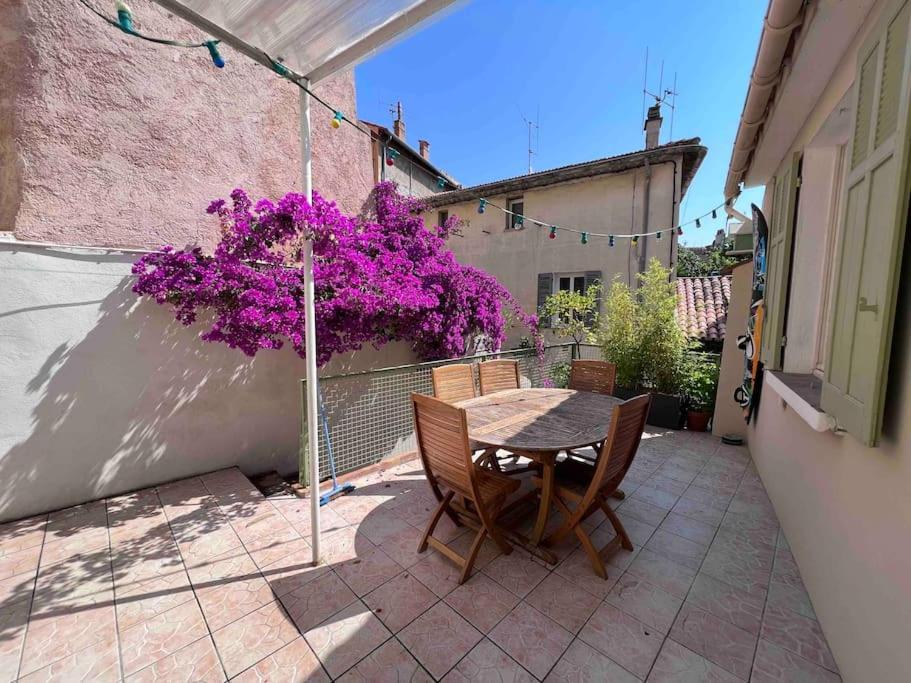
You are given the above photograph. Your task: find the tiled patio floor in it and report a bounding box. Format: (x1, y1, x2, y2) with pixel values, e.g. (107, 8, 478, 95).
(0, 429, 841, 681)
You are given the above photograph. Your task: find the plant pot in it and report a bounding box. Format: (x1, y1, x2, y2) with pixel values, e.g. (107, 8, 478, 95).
(686, 410, 712, 432)
(614, 388, 684, 429)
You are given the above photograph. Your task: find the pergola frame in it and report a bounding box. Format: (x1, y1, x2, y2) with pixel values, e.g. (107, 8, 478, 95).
(150, 0, 461, 564)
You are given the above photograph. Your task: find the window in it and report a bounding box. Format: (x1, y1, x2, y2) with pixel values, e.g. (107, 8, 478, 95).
(437, 210, 449, 227)
(557, 274, 586, 295)
(507, 198, 524, 230)
(535, 271, 602, 328)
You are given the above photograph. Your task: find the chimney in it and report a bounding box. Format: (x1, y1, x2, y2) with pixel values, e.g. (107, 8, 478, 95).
(392, 101, 406, 140)
(419, 140, 430, 160)
(644, 102, 662, 149)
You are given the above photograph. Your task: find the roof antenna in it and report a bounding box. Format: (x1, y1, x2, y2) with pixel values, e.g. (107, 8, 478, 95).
(643, 59, 678, 143)
(520, 108, 539, 174)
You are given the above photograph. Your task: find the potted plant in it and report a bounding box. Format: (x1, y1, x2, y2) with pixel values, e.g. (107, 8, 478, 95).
(599, 259, 688, 428)
(681, 353, 720, 431)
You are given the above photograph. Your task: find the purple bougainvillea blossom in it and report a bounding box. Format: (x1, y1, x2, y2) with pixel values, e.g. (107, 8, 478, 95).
(132, 182, 541, 366)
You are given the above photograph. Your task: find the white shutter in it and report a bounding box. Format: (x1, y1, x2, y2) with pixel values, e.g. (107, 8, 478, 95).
(821, 0, 911, 445)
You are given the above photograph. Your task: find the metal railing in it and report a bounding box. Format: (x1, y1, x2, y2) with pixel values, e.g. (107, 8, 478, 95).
(300, 343, 582, 485)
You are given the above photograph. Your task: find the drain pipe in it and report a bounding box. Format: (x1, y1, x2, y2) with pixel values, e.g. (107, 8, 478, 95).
(724, 0, 806, 199)
(638, 159, 652, 276)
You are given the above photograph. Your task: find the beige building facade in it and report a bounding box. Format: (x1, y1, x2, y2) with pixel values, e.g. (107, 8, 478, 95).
(423, 119, 705, 342)
(723, 0, 911, 679)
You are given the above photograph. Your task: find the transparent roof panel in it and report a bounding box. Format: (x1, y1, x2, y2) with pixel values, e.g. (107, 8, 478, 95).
(163, 0, 462, 82)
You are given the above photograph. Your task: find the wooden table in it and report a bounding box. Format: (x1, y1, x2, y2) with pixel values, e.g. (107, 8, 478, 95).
(456, 388, 622, 558)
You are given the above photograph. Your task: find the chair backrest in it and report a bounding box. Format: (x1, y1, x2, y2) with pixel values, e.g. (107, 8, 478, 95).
(583, 394, 651, 507)
(411, 392, 475, 499)
(478, 359, 520, 395)
(569, 360, 617, 395)
(431, 364, 477, 404)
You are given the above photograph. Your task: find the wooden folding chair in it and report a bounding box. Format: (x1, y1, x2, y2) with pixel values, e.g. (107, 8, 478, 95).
(569, 360, 617, 395)
(412, 393, 520, 584)
(534, 394, 651, 579)
(478, 359, 520, 395)
(431, 364, 477, 403)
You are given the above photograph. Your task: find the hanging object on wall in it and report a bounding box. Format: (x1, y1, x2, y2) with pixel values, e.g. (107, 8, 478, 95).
(677, 226, 683, 236)
(736, 203, 769, 424)
(205, 41, 225, 68)
(436, 177, 446, 189)
(331, 111, 343, 129)
(631, 235, 639, 245)
(478, 199, 487, 214)
(581, 232, 589, 245)
(609, 235, 615, 247)
(696, 218, 702, 228)
(386, 148, 399, 166)
(656, 231, 662, 240)
(549, 226, 557, 239)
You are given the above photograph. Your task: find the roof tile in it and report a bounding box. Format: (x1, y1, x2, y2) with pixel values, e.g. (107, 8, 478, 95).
(675, 276, 732, 342)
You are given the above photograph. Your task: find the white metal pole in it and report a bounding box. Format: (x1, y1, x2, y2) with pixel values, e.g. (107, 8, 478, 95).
(300, 83, 321, 564)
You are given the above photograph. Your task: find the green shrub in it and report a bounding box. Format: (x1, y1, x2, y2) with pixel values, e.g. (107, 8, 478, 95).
(681, 354, 720, 411)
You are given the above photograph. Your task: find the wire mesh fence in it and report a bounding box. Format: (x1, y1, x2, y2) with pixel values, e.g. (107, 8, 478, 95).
(300, 343, 579, 485)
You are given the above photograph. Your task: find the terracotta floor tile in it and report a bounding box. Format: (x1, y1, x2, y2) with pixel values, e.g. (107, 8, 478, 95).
(579, 601, 663, 679)
(626, 549, 697, 599)
(356, 509, 413, 546)
(272, 499, 348, 539)
(188, 549, 274, 631)
(17, 636, 120, 683)
(0, 545, 41, 581)
(526, 572, 600, 634)
(770, 549, 803, 588)
(319, 526, 374, 566)
(115, 566, 195, 631)
(760, 605, 838, 672)
(686, 573, 765, 636)
(719, 511, 778, 549)
(44, 501, 108, 541)
(671, 498, 726, 528)
(647, 638, 740, 682)
(304, 600, 392, 679)
(377, 525, 426, 570)
(545, 639, 639, 682)
(447, 532, 503, 571)
(700, 546, 771, 596)
(612, 513, 658, 547)
(489, 602, 572, 680)
(0, 571, 35, 607)
(334, 545, 402, 597)
(409, 548, 463, 598)
(338, 637, 431, 682)
(279, 570, 357, 634)
(0, 515, 46, 559)
(21, 602, 118, 676)
(363, 570, 438, 633)
(669, 603, 756, 680)
(751, 638, 841, 682)
(0, 599, 31, 681)
(176, 524, 243, 566)
(647, 475, 689, 497)
(618, 497, 671, 527)
(399, 601, 482, 679)
(606, 573, 683, 634)
(232, 636, 328, 683)
(119, 599, 208, 676)
(331, 494, 397, 526)
(482, 550, 550, 598)
(126, 635, 224, 682)
(554, 548, 620, 599)
(645, 529, 708, 571)
(766, 579, 816, 620)
(658, 513, 716, 547)
(213, 600, 299, 678)
(443, 639, 534, 683)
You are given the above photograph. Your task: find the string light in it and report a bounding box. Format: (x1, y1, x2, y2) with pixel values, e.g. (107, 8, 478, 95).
(696, 218, 702, 228)
(515, 215, 524, 227)
(385, 148, 399, 166)
(549, 226, 557, 239)
(609, 235, 615, 247)
(116, 0, 133, 31)
(581, 232, 589, 245)
(632, 235, 639, 245)
(478, 199, 487, 214)
(677, 226, 683, 236)
(437, 177, 446, 189)
(712, 208, 718, 219)
(331, 111, 343, 129)
(656, 231, 662, 240)
(205, 41, 225, 68)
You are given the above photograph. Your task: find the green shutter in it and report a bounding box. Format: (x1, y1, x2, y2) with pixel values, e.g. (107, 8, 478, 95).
(821, 0, 911, 446)
(584, 270, 603, 326)
(537, 273, 553, 328)
(760, 154, 800, 369)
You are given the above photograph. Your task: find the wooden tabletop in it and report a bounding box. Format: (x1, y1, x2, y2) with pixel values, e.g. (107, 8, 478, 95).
(456, 388, 622, 452)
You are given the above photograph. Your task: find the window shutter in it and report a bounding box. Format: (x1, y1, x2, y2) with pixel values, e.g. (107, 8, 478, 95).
(537, 273, 553, 328)
(584, 270, 603, 325)
(760, 154, 800, 369)
(821, 0, 911, 446)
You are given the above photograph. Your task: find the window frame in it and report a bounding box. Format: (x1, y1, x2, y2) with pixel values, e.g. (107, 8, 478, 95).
(506, 197, 525, 231)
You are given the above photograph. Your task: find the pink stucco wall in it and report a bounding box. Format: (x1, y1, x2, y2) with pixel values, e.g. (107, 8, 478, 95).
(0, 0, 374, 248)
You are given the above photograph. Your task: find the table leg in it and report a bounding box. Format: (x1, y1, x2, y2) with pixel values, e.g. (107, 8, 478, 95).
(531, 454, 555, 545)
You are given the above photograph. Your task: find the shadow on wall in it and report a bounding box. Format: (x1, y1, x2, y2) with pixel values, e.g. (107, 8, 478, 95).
(0, 250, 306, 523)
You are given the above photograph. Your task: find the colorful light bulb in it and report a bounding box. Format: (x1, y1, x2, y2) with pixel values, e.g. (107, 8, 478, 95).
(581, 232, 589, 245)
(437, 177, 446, 189)
(116, 0, 134, 32)
(549, 226, 557, 239)
(677, 226, 683, 236)
(656, 231, 662, 240)
(696, 218, 702, 228)
(331, 111, 343, 128)
(712, 208, 718, 219)
(478, 199, 487, 213)
(609, 235, 615, 247)
(632, 235, 639, 245)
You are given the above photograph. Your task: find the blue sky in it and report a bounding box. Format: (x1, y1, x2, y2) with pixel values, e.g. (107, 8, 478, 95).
(355, 0, 767, 246)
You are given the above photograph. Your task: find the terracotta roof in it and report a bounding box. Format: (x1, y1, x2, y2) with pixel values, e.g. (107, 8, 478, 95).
(676, 276, 732, 342)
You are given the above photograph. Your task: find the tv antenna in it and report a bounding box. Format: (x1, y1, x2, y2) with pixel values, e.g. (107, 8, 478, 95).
(520, 106, 540, 174)
(641, 49, 678, 142)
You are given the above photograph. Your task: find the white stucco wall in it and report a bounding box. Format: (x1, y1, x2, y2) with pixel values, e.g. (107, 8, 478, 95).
(0, 245, 415, 523)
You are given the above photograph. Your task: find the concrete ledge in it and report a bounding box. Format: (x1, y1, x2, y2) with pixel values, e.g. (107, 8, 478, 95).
(765, 370, 837, 433)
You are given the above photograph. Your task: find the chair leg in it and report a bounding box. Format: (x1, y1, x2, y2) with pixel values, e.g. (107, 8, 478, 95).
(485, 503, 513, 555)
(573, 524, 608, 580)
(458, 528, 488, 584)
(418, 490, 454, 553)
(601, 497, 633, 551)
(544, 495, 577, 545)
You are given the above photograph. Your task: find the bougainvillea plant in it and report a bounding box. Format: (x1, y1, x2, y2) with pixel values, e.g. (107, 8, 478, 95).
(132, 182, 540, 366)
